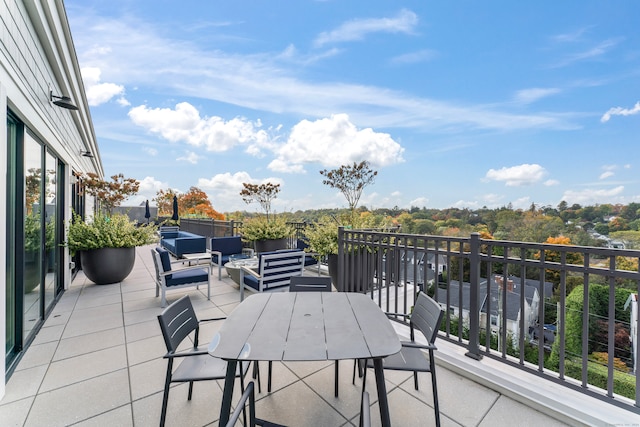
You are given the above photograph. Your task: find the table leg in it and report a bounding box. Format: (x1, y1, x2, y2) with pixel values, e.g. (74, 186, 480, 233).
(219, 360, 237, 426)
(372, 358, 391, 427)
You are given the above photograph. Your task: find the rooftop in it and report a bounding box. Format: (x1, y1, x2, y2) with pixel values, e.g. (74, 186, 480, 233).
(0, 246, 633, 426)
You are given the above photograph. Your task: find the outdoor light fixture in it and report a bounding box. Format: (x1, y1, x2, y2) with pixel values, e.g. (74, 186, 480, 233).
(49, 90, 79, 110)
(81, 150, 94, 158)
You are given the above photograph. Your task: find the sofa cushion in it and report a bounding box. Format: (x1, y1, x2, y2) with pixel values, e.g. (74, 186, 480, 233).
(166, 268, 208, 287)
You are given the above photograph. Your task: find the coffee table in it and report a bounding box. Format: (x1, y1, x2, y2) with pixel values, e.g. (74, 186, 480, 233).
(181, 252, 211, 266)
(223, 257, 258, 284)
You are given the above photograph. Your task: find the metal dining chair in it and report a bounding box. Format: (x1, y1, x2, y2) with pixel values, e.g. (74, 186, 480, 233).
(157, 295, 251, 427)
(264, 276, 340, 395)
(359, 291, 444, 427)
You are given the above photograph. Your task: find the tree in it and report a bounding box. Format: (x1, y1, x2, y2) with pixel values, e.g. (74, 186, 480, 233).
(240, 182, 280, 221)
(180, 187, 224, 219)
(154, 188, 178, 216)
(319, 161, 377, 223)
(80, 172, 139, 215)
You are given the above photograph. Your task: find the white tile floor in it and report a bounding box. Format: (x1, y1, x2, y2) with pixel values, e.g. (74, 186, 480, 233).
(0, 245, 598, 426)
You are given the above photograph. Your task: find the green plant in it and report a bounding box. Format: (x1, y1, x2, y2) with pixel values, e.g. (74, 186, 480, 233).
(24, 213, 55, 253)
(304, 220, 340, 257)
(241, 216, 293, 242)
(66, 213, 157, 255)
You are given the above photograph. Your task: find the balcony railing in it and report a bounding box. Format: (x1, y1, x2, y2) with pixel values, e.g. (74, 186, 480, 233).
(335, 228, 640, 414)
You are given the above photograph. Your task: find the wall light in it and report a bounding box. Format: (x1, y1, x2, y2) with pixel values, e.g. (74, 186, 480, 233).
(50, 90, 79, 110)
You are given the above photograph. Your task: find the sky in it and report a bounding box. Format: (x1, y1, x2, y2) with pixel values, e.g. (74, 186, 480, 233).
(64, 1, 640, 214)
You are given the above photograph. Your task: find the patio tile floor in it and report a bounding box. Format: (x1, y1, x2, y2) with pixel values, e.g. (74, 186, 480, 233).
(0, 245, 575, 426)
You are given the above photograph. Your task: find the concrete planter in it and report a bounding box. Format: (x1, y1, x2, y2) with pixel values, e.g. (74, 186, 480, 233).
(80, 247, 136, 285)
(254, 238, 288, 253)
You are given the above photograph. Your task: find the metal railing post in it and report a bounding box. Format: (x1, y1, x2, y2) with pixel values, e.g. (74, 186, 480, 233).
(466, 232, 483, 360)
(338, 226, 344, 292)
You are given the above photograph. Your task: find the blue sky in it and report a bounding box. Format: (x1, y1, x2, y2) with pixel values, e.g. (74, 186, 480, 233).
(65, 1, 640, 213)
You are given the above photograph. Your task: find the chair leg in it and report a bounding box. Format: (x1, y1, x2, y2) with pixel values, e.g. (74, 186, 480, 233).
(267, 361, 273, 392)
(160, 365, 173, 427)
(335, 360, 339, 397)
(413, 371, 419, 390)
(252, 361, 262, 393)
(430, 352, 441, 427)
(188, 381, 194, 400)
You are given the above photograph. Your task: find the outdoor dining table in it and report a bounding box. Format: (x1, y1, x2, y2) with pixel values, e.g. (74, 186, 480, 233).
(208, 291, 401, 427)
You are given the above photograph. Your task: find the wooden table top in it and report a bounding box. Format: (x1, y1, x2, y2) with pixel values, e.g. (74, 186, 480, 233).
(209, 292, 401, 362)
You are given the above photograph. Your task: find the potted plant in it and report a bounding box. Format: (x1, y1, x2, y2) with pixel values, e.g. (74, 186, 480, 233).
(239, 182, 292, 252)
(241, 216, 293, 253)
(68, 173, 156, 284)
(67, 213, 157, 284)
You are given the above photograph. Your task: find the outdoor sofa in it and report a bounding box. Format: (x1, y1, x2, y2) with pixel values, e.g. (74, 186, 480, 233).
(160, 229, 206, 258)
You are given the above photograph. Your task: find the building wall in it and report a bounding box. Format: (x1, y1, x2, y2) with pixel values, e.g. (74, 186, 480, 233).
(1, 0, 101, 397)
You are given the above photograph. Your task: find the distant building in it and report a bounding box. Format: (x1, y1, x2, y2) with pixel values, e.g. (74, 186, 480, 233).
(624, 294, 638, 374)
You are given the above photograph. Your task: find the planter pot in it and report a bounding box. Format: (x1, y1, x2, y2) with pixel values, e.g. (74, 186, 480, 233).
(81, 247, 136, 285)
(254, 238, 289, 253)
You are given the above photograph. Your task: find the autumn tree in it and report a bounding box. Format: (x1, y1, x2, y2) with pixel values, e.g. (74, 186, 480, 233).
(180, 187, 224, 219)
(154, 189, 178, 216)
(240, 182, 280, 221)
(320, 161, 377, 223)
(80, 172, 139, 215)
(535, 236, 584, 290)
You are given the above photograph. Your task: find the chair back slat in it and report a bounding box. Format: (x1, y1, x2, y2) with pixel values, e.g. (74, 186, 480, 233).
(157, 295, 199, 353)
(410, 291, 444, 344)
(290, 276, 331, 292)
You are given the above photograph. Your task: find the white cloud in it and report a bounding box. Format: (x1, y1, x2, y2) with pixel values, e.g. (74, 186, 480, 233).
(544, 179, 559, 186)
(553, 38, 622, 68)
(314, 9, 418, 47)
(601, 101, 640, 122)
(511, 197, 532, 210)
(142, 147, 158, 156)
(123, 176, 169, 206)
(69, 14, 577, 133)
(176, 151, 203, 164)
(409, 197, 429, 208)
(197, 172, 284, 212)
(81, 67, 127, 106)
(390, 49, 437, 65)
(453, 200, 480, 209)
(514, 88, 561, 104)
(485, 164, 547, 187)
(128, 102, 270, 151)
(269, 114, 404, 172)
(599, 171, 614, 179)
(562, 186, 625, 205)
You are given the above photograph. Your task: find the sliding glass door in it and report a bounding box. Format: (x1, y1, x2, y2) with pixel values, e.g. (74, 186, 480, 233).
(6, 113, 65, 372)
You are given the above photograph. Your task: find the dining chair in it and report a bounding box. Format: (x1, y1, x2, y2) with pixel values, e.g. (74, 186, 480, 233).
(360, 291, 444, 427)
(264, 276, 340, 395)
(157, 295, 251, 427)
(224, 381, 287, 427)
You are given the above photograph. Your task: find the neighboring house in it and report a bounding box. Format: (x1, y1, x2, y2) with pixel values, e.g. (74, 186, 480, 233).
(624, 294, 638, 374)
(1, 0, 102, 397)
(435, 276, 541, 344)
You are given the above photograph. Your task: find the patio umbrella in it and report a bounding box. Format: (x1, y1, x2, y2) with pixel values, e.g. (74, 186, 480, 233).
(171, 195, 179, 221)
(144, 200, 151, 224)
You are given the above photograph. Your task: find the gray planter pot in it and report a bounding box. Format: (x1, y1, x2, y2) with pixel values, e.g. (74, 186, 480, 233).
(254, 238, 288, 253)
(80, 247, 136, 285)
